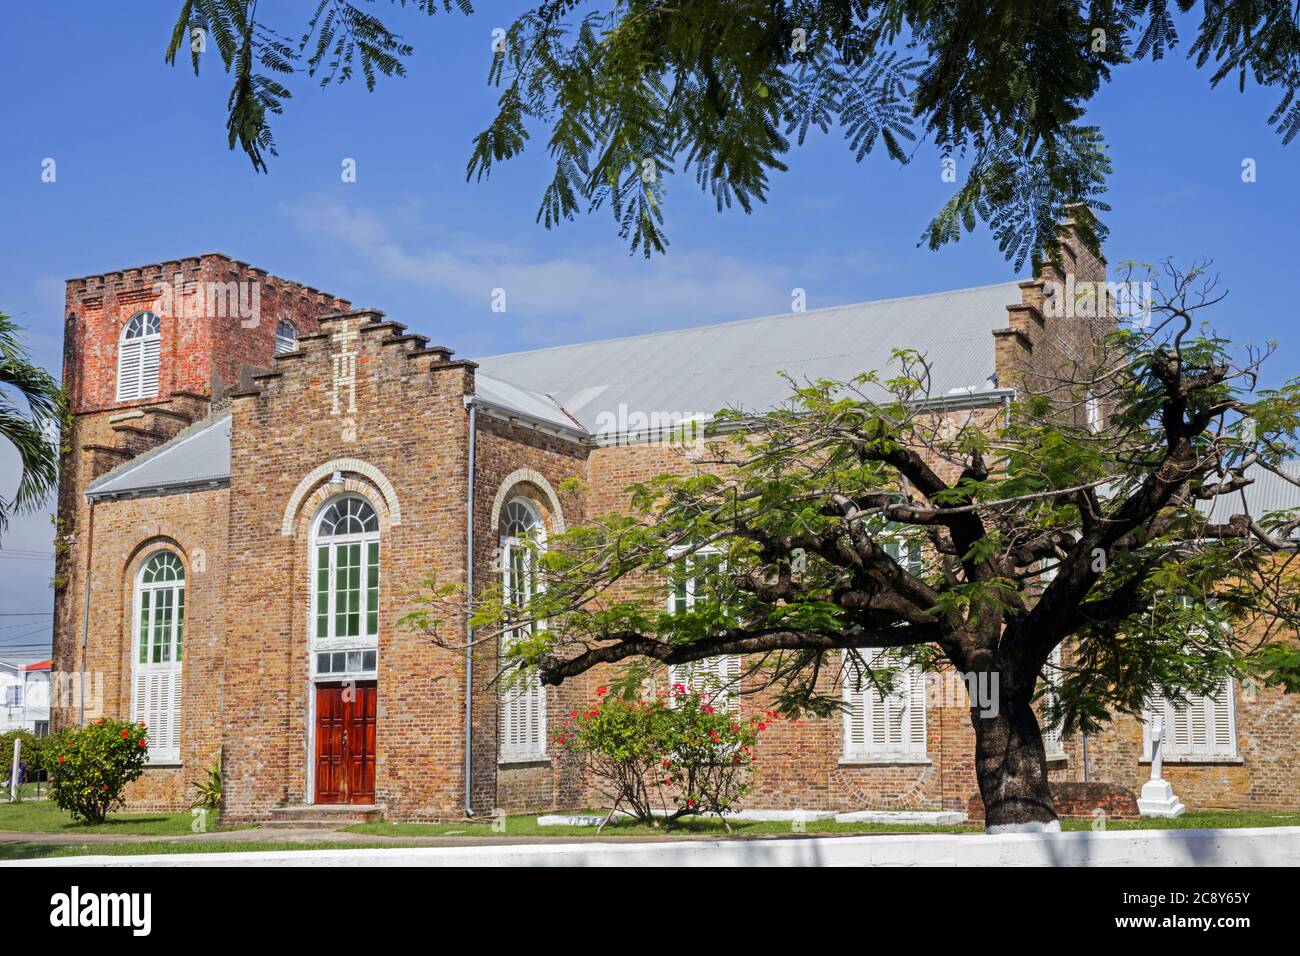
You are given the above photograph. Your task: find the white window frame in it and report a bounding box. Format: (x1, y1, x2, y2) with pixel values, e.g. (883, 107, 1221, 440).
(499, 497, 548, 763)
(275, 319, 298, 354)
(1141, 596, 1240, 762)
(116, 311, 161, 401)
(131, 550, 185, 764)
(1143, 678, 1239, 762)
(666, 547, 740, 712)
(841, 650, 928, 763)
(309, 496, 381, 673)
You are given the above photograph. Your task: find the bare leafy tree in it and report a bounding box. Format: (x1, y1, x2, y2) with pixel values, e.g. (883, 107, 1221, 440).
(407, 263, 1300, 829)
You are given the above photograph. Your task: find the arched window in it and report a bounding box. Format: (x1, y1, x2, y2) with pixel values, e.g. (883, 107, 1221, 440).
(117, 311, 161, 401)
(133, 550, 184, 762)
(500, 497, 546, 760)
(311, 496, 380, 676)
(275, 320, 298, 354)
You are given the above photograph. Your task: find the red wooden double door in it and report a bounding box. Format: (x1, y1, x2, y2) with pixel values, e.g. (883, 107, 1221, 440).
(314, 682, 377, 804)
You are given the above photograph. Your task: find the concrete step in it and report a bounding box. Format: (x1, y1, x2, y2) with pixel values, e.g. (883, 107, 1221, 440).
(264, 804, 384, 829)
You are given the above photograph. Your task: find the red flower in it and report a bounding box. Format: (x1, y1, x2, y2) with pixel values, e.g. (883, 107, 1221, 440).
(730, 724, 740, 734)
(139, 722, 147, 728)
(568, 710, 578, 719)
(596, 686, 608, 697)
(702, 704, 714, 714)
(138, 739, 147, 748)
(686, 799, 696, 808)
(101, 785, 109, 791)
(58, 755, 65, 763)
(121, 730, 130, 738)
(757, 722, 767, 731)
(664, 778, 672, 786)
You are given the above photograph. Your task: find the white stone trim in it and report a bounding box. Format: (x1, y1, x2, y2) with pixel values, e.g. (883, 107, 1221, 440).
(490, 468, 566, 534)
(281, 458, 402, 536)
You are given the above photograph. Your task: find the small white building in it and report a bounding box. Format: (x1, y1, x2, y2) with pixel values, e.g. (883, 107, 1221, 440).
(0, 660, 51, 737)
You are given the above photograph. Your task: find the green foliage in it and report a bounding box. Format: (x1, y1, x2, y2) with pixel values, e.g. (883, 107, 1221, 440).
(557, 687, 763, 826)
(47, 719, 150, 824)
(405, 264, 1300, 762)
(189, 755, 223, 812)
(167, 3, 1300, 265)
(0, 729, 50, 795)
(0, 312, 62, 540)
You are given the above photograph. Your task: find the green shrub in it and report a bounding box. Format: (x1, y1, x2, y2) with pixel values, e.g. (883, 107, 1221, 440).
(556, 685, 765, 828)
(0, 728, 50, 790)
(189, 755, 222, 812)
(47, 718, 149, 823)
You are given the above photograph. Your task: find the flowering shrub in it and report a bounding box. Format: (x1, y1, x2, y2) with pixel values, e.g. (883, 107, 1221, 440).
(47, 718, 149, 824)
(555, 684, 765, 828)
(658, 688, 762, 825)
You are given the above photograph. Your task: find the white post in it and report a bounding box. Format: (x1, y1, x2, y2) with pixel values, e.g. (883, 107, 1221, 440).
(1137, 716, 1186, 817)
(1150, 717, 1164, 781)
(9, 737, 20, 801)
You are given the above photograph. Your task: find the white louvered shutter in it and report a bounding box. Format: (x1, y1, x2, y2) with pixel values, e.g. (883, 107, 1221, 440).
(501, 665, 545, 760)
(1041, 646, 1065, 756)
(1145, 678, 1236, 760)
(116, 332, 160, 400)
(670, 656, 740, 712)
(140, 336, 160, 397)
(132, 668, 181, 763)
(844, 679, 866, 755)
(844, 655, 926, 758)
(117, 338, 143, 400)
(906, 665, 927, 753)
(1211, 680, 1235, 755)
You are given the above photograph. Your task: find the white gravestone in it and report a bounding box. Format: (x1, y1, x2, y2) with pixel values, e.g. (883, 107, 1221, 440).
(1136, 717, 1186, 818)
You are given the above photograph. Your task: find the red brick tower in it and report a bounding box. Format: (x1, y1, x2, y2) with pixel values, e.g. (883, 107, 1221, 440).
(51, 254, 349, 729)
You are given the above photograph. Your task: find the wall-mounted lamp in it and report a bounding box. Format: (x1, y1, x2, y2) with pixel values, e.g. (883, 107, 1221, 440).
(328, 470, 345, 495)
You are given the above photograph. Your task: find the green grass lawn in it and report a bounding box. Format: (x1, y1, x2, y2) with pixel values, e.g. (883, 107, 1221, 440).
(0, 798, 242, 836)
(343, 808, 1300, 839)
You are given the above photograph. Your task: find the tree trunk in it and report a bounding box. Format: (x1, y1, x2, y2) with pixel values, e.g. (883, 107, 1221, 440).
(971, 690, 1058, 832)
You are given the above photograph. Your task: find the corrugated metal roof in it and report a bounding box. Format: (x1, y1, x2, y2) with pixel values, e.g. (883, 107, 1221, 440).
(85, 281, 1021, 496)
(1200, 461, 1300, 531)
(474, 373, 586, 435)
(475, 281, 1021, 434)
(88, 409, 232, 499)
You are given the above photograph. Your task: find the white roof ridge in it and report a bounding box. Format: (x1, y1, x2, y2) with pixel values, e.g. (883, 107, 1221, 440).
(473, 280, 1022, 362)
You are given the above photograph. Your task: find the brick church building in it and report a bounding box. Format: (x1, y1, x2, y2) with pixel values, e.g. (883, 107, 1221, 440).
(50, 230, 1300, 823)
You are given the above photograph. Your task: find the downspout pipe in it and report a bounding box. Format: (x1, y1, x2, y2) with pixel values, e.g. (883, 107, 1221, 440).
(463, 397, 477, 817)
(79, 495, 95, 727)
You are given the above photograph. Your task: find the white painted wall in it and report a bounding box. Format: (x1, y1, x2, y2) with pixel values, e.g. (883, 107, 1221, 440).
(8, 826, 1300, 868)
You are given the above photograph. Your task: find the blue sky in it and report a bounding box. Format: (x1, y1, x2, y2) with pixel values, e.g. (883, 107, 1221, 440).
(1, 3, 1298, 654)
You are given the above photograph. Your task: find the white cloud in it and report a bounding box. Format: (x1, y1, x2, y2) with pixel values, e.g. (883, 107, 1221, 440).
(278, 197, 854, 348)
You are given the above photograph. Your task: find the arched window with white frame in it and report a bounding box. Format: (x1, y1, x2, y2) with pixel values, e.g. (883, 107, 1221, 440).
(132, 550, 184, 762)
(311, 496, 380, 678)
(275, 320, 298, 354)
(117, 311, 161, 401)
(499, 497, 547, 761)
